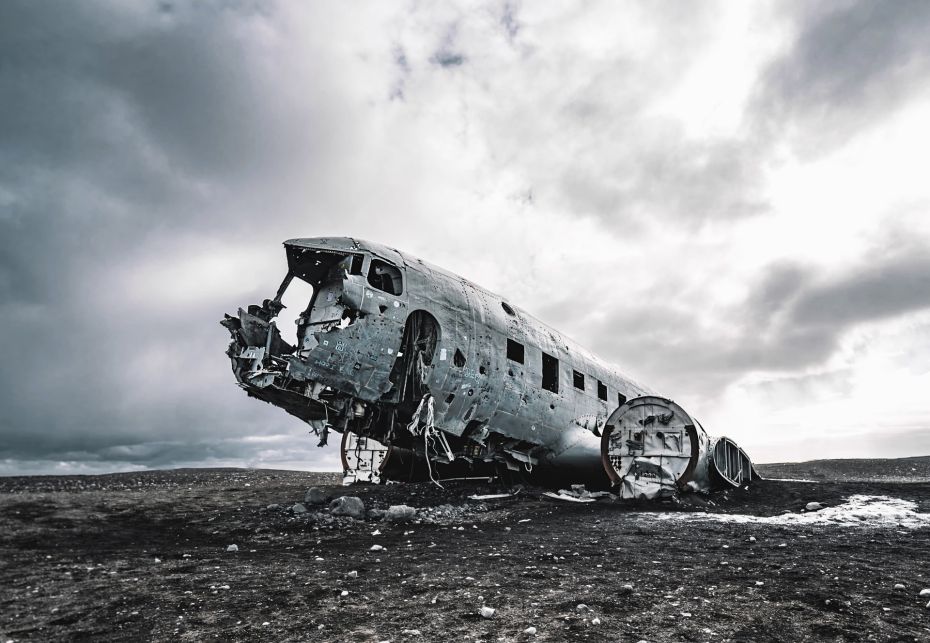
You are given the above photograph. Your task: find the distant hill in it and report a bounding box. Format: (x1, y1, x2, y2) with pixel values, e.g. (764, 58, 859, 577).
(756, 455, 930, 482)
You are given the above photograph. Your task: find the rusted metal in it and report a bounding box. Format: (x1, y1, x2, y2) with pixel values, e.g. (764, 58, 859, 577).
(222, 237, 756, 495)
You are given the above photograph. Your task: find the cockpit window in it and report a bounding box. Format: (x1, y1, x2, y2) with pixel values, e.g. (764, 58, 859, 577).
(367, 259, 403, 295)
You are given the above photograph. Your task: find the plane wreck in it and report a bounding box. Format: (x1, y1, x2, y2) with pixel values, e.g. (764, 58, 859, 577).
(221, 237, 758, 499)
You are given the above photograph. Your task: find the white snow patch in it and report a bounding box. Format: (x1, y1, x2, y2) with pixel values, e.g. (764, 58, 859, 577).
(646, 495, 930, 528)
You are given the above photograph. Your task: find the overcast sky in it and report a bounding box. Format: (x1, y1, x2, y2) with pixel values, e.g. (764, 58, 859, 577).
(2, 0, 930, 475)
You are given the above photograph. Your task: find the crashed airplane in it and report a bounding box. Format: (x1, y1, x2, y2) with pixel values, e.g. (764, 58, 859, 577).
(221, 237, 758, 499)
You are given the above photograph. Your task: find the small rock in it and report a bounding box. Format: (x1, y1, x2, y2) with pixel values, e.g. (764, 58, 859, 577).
(576, 603, 588, 611)
(919, 588, 930, 596)
(347, 570, 358, 578)
(371, 529, 382, 536)
(385, 504, 417, 522)
(749, 536, 757, 542)
(262, 621, 270, 626)
(894, 583, 905, 590)
(291, 503, 308, 514)
(591, 617, 601, 625)
(479, 606, 495, 619)
(620, 584, 634, 593)
(266, 503, 279, 510)
(402, 630, 422, 636)
(330, 496, 365, 519)
(304, 487, 332, 505)
(226, 544, 238, 552)
(805, 502, 824, 511)
(523, 626, 537, 635)
(370, 544, 384, 551)
(778, 543, 787, 548)
(340, 590, 349, 597)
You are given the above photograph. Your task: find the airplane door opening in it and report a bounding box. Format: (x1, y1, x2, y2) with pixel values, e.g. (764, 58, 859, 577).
(393, 310, 440, 405)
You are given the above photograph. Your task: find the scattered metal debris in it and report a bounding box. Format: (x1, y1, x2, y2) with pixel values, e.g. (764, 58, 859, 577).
(542, 491, 595, 503)
(468, 492, 517, 501)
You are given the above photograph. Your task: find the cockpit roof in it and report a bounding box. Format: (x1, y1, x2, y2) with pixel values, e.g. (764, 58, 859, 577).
(284, 237, 403, 264)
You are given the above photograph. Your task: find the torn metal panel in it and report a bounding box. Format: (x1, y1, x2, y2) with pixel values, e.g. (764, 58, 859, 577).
(222, 237, 756, 496)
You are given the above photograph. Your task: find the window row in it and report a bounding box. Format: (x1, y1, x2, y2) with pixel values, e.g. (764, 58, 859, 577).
(504, 338, 627, 406)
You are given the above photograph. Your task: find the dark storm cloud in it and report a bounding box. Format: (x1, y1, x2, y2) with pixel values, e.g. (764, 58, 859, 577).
(791, 252, 930, 328)
(0, 0, 342, 473)
(0, 0, 319, 308)
(555, 247, 930, 398)
(754, 0, 930, 154)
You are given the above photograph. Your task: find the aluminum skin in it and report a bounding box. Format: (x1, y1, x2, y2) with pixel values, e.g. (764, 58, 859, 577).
(221, 237, 756, 495)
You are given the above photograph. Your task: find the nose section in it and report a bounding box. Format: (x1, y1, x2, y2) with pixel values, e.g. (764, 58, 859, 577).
(221, 298, 294, 389)
(221, 271, 299, 372)
(220, 298, 329, 425)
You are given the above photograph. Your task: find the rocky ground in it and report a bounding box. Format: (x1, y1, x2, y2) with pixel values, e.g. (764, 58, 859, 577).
(1, 463, 929, 642)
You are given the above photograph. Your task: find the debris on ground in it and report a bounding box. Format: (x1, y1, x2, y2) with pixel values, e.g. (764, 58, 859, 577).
(384, 505, 417, 522)
(542, 491, 595, 503)
(304, 487, 332, 505)
(329, 496, 365, 519)
(468, 493, 516, 501)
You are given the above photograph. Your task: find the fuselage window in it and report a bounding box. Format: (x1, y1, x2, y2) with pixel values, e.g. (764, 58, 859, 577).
(542, 352, 559, 393)
(367, 259, 403, 295)
(507, 339, 525, 364)
(573, 370, 585, 390)
(618, 392, 627, 407)
(597, 380, 607, 401)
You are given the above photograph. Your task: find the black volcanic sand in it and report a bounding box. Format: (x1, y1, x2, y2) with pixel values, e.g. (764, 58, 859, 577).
(1, 467, 929, 642)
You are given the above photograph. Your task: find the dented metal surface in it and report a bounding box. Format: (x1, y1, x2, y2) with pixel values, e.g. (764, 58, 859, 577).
(222, 236, 756, 496)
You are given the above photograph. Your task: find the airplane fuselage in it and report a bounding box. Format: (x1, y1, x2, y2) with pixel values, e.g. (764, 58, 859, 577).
(222, 237, 755, 495)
